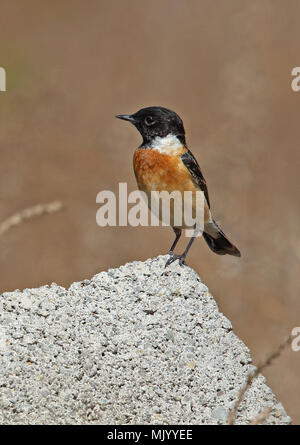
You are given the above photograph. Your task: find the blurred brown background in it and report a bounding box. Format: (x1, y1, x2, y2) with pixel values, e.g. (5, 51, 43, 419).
(0, 0, 299, 423)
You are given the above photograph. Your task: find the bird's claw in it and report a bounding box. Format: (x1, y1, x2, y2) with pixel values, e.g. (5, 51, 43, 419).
(164, 253, 186, 269)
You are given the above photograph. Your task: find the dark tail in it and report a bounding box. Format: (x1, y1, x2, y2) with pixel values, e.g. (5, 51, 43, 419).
(203, 221, 241, 257)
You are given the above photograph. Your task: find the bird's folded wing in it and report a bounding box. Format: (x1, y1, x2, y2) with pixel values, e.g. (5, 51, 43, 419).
(181, 149, 210, 208)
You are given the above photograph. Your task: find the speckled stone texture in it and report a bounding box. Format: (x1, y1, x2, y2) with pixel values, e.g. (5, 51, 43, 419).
(0, 256, 291, 424)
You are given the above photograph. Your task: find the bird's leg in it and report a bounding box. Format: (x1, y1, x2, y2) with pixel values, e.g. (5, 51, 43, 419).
(167, 227, 182, 255)
(165, 225, 200, 268)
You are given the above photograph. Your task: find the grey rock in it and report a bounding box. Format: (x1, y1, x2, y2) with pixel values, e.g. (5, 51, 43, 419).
(0, 256, 291, 424)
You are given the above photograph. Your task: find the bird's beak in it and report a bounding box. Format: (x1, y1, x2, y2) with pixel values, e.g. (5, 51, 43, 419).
(115, 114, 135, 123)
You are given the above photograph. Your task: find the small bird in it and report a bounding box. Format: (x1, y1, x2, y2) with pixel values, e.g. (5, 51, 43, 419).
(116, 106, 240, 267)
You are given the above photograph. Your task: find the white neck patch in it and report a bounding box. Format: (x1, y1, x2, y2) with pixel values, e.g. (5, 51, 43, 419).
(151, 134, 183, 155)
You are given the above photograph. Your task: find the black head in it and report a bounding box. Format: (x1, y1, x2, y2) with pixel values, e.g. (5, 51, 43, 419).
(116, 106, 186, 147)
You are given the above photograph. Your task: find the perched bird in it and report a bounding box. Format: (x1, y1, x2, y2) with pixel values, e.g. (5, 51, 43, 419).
(116, 106, 240, 267)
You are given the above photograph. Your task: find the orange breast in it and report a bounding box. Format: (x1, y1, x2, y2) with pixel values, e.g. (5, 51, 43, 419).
(133, 147, 195, 193)
(133, 147, 211, 228)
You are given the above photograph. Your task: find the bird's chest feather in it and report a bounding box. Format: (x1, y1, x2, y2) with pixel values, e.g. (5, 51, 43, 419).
(133, 147, 194, 193)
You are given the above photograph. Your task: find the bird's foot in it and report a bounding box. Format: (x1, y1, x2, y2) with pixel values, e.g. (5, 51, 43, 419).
(164, 253, 186, 269)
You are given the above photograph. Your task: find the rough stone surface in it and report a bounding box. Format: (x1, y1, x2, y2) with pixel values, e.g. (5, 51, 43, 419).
(0, 256, 291, 424)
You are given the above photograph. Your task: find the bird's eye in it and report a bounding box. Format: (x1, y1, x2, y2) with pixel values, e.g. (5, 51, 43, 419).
(144, 116, 155, 126)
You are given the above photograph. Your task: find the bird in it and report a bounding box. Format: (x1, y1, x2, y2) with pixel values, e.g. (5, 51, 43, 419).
(116, 106, 240, 267)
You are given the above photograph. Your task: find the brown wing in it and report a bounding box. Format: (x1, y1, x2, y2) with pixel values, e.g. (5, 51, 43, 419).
(181, 149, 210, 208)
